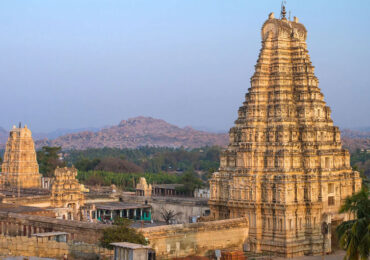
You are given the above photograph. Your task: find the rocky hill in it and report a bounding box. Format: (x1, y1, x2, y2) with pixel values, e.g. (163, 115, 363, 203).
(35, 117, 229, 150)
(341, 129, 370, 152)
(1, 119, 368, 152)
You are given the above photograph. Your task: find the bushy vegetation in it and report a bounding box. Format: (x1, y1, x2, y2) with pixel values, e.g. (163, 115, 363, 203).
(65, 146, 220, 192)
(351, 149, 370, 188)
(66, 146, 221, 173)
(100, 218, 147, 249)
(336, 188, 370, 260)
(351, 149, 370, 177)
(37, 146, 66, 177)
(77, 171, 180, 191)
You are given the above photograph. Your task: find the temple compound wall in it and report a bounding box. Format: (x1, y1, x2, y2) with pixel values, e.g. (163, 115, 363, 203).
(0, 211, 105, 244)
(0, 234, 113, 259)
(209, 10, 362, 258)
(141, 217, 249, 259)
(0, 210, 249, 259)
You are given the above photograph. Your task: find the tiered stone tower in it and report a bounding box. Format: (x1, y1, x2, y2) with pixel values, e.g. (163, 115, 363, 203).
(1, 125, 41, 189)
(50, 167, 85, 220)
(209, 9, 362, 257)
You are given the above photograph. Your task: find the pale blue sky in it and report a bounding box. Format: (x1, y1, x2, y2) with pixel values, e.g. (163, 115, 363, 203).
(0, 0, 369, 132)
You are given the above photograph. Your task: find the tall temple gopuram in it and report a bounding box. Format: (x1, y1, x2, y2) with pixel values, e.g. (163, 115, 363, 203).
(1, 124, 41, 188)
(209, 8, 362, 257)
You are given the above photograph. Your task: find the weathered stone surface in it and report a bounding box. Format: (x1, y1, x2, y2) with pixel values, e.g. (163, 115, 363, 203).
(141, 217, 248, 259)
(0, 234, 113, 259)
(209, 11, 362, 257)
(1, 125, 41, 188)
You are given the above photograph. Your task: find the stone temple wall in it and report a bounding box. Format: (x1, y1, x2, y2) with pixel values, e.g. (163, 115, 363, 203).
(0, 234, 113, 259)
(141, 217, 249, 259)
(0, 211, 106, 244)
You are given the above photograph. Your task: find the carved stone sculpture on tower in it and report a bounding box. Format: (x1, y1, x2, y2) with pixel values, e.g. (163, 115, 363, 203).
(1, 125, 41, 189)
(209, 11, 362, 257)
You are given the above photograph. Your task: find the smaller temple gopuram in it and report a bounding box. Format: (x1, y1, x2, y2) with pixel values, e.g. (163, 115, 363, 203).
(136, 177, 152, 197)
(50, 167, 85, 220)
(1, 124, 41, 189)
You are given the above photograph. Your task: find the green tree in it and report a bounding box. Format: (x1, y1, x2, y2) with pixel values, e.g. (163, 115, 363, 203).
(75, 158, 100, 172)
(37, 146, 66, 177)
(336, 188, 370, 260)
(100, 218, 147, 249)
(176, 171, 204, 195)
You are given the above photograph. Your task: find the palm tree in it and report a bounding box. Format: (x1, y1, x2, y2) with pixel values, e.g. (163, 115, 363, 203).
(336, 188, 370, 260)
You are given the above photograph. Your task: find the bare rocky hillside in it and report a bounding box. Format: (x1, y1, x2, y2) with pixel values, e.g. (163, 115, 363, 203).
(35, 117, 229, 150)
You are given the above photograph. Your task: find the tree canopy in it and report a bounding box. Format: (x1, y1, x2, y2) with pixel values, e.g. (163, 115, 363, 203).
(37, 146, 66, 177)
(100, 218, 147, 249)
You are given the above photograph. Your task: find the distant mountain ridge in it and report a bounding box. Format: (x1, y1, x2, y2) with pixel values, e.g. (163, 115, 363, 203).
(0, 119, 369, 152)
(34, 116, 229, 150)
(33, 127, 102, 140)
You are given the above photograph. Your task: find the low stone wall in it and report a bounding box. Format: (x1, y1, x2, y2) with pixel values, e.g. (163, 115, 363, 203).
(0, 234, 68, 258)
(0, 211, 107, 244)
(0, 234, 113, 259)
(141, 217, 249, 259)
(2, 195, 52, 207)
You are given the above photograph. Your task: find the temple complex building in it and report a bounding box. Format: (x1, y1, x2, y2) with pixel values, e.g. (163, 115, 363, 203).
(1, 124, 41, 189)
(209, 9, 362, 257)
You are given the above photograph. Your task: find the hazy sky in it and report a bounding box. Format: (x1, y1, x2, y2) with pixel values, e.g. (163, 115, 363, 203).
(0, 0, 369, 132)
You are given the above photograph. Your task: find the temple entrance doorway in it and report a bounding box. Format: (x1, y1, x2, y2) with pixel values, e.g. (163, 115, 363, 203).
(330, 219, 342, 251)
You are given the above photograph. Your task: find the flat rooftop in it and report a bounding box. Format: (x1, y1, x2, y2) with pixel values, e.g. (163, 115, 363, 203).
(152, 184, 183, 189)
(0, 203, 50, 214)
(32, 231, 68, 237)
(110, 242, 152, 249)
(94, 202, 151, 211)
(0, 187, 50, 197)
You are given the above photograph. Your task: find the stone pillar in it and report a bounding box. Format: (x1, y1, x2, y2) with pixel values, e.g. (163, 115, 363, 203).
(120, 210, 122, 218)
(140, 209, 143, 220)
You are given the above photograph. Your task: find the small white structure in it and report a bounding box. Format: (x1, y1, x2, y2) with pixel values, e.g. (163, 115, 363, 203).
(194, 188, 210, 198)
(32, 231, 68, 242)
(111, 242, 155, 260)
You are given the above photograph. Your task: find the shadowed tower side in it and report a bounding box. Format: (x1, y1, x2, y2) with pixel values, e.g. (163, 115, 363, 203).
(209, 9, 362, 257)
(1, 124, 41, 189)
